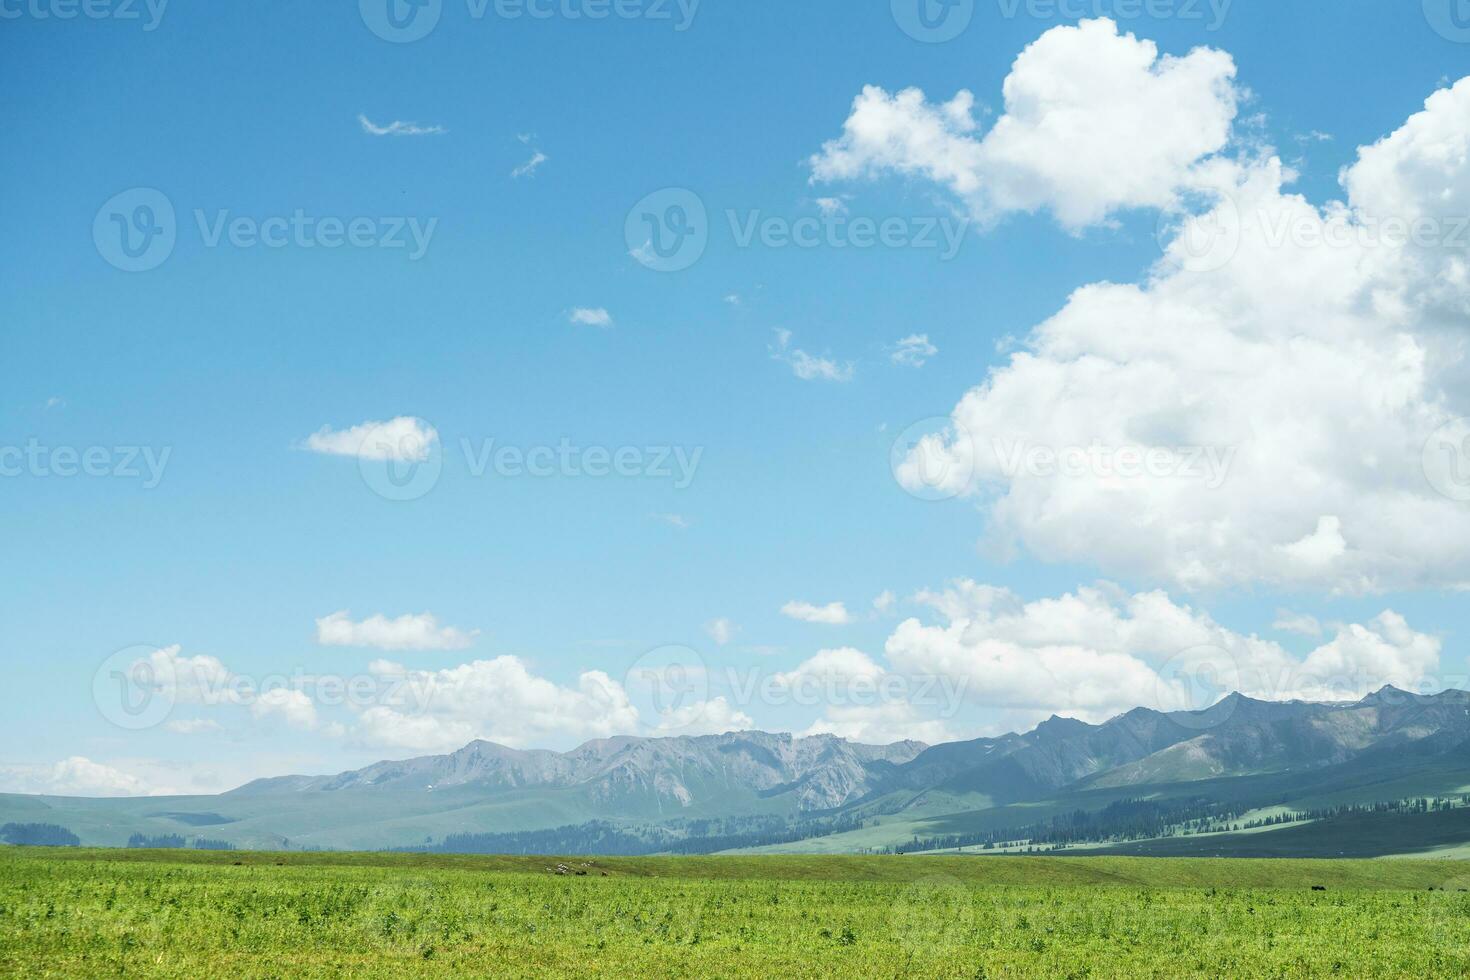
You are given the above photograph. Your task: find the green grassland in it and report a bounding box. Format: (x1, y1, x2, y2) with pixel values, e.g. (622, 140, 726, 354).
(3, 848, 1469, 978)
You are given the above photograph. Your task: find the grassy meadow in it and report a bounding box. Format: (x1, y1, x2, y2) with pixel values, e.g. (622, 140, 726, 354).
(3, 848, 1470, 977)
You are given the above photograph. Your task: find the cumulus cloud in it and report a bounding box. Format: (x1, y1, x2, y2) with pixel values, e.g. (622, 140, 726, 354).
(770, 329, 853, 382)
(810, 19, 1239, 231)
(359, 114, 445, 137)
(652, 696, 753, 737)
(884, 581, 1443, 724)
(315, 610, 479, 652)
(804, 703, 953, 746)
(772, 647, 886, 688)
(0, 757, 151, 798)
(250, 688, 319, 731)
(569, 307, 613, 327)
(774, 648, 957, 745)
(781, 600, 853, 625)
(351, 657, 642, 752)
(303, 417, 438, 463)
(883, 54, 1470, 591)
(891, 334, 938, 368)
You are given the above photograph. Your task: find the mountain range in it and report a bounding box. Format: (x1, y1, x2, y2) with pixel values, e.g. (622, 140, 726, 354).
(5, 686, 1469, 858)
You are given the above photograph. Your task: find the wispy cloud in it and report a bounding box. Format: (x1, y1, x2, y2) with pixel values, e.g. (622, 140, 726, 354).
(652, 512, 692, 530)
(359, 113, 446, 137)
(891, 333, 937, 368)
(511, 134, 548, 178)
(569, 307, 613, 328)
(770, 329, 853, 383)
(1273, 610, 1324, 637)
(512, 150, 548, 179)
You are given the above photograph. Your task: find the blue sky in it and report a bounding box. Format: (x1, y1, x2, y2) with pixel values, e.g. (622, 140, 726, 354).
(3, 1, 1470, 795)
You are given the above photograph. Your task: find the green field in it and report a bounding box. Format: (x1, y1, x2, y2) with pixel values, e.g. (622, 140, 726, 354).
(3, 848, 1470, 977)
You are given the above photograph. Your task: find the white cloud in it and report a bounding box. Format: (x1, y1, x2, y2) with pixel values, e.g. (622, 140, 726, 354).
(512, 134, 549, 178)
(652, 512, 692, 530)
(303, 417, 438, 463)
(569, 307, 613, 328)
(884, 581, 1443, 723)
(0, 757, 151, 798)
(705, 618, 737, 645)
(873, 590, 898, 615)
(770, 329, 854, 382)
(352, 657, 641, 752)
(316, 611, 479, 652)
(250, 688, 319, 731)
(810, 19, 1239, 231)
(359, 113, 445, 137)
(804, 703, 953, 746)
(145, 645, 239, 706)
(814, 196, 849, 216)
(652, 697, 753, 737)
(888, 62, 1470, 592)
(891, 334, 937, 368)
(773, 647, 886, 688)
(165, 718, 223, 735)
(1273, 610, 1323, 638)
(44, 396, 65, 410)
(512, 150, 549, 179)
(781, 600, 853, 625)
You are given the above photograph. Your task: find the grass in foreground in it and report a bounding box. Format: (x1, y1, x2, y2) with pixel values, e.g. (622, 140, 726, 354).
(2, 848, 1469, 977)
